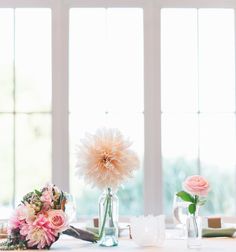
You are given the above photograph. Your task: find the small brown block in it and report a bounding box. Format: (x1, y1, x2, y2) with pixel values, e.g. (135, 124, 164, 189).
(208, 217, 221, 228)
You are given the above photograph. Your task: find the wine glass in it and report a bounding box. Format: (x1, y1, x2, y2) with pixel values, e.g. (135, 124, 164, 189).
(172, 194, 189, 238)
(65, 193, 77, 223)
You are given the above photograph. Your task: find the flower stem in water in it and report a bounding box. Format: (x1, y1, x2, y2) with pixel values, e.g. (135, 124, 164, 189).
(98, 188, 111, 240)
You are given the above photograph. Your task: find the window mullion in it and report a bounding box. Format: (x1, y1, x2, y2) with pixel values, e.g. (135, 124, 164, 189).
(144, 0, 162, 215)
(196, 9, 201, 175)
(12, 8, 16, 208)
(51, 1, 69, 192)
(234, 6, 236, 214)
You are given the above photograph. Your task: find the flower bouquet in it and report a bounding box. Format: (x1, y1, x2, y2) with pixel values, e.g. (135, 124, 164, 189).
(0, 184, 98, 250)
(76, 128, 139, 246)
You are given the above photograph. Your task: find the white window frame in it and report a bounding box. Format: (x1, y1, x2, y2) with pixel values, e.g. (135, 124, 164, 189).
(1, 0, 235, 216)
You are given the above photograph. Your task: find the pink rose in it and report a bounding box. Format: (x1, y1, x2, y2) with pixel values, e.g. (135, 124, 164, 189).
(48, 210, 68, 232)
(183, 175, 210, 196)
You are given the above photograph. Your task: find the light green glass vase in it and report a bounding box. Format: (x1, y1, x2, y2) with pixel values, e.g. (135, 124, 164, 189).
(98, 188, 119, 247)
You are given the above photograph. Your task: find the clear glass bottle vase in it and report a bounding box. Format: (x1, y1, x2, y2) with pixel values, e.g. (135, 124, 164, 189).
(186, 214, 202, 249)
(98, 188, 119, 247)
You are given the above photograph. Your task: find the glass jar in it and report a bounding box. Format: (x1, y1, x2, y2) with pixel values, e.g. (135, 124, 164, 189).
(98, 188, 119, 247)
(186, 214, 202, 248)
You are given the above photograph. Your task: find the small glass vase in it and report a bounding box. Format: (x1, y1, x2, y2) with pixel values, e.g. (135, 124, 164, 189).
(186, 214, 202, 249)
(98, 188, 119, 247)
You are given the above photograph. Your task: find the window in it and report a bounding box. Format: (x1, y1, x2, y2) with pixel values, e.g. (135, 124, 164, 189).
(161, 8, 236, 215)
(69, 8, 144, 216)
(0, 0, 235, 219)
(0, 8, 51, 218)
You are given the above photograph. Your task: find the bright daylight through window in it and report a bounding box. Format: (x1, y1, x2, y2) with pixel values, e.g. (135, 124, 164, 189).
(69, 8, 144, 217)
(161, 8, 236, 216)
(0, 8, 51, 218)
(0, 1, 236, 220)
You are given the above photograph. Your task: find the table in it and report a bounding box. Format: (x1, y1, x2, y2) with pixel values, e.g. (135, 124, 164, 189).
(53, 237, 236, 252)
(2, 232, 236, 251)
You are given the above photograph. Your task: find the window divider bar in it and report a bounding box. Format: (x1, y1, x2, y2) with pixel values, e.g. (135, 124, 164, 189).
(12, 8, 16, 208)
(51, 1, 69, 192)
(158, 0, 236, 8)
(0, 0, 54, 8)
(196, 9, 201, 175)
(143, 0, 162, 215)
(63, 0, 146, 8)
(234, 6, 236, 214)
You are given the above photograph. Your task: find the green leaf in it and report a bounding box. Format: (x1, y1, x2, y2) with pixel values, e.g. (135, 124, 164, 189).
(188, 203, 196, 214)
(176, 191, 195, 203)
(35, 189, 42, 196)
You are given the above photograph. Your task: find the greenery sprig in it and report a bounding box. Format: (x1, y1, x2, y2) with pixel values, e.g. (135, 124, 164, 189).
(176, 191, 206, 215)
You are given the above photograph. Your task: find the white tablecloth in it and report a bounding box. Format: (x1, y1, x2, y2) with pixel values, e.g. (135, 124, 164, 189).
(2, 232, 236, 251)
(50, 234, 236, 252)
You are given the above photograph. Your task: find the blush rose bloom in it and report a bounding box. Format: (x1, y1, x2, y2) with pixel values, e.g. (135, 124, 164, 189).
(48, 210, 68, 232)
(183, 175, 210, 196)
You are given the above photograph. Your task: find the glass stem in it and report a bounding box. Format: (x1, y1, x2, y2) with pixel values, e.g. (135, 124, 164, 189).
(108, 190, 115, 227)
(98, 188, 111, 240)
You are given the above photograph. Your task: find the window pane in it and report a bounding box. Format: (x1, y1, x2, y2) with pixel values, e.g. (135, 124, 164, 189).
(69, 8, 107, 113)
(199, 9, 235, 112)
(69, 8, 143, 114)
(0, 8, 52, 210)
(15, 9, 51, 112)
(106, 9, 143, 113)
(15, 114, 51, 203)
(200, 114, 236, 215)
(69, 8, 144, 216)
(162, 114, 198, 214)
(161, 9, 198, 112)
(0, 9, 14, 112)
(161, 8, 236, 216)
(0, 115, 13, 218)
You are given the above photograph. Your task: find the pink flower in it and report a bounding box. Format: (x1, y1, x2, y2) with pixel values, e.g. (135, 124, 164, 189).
(48, 210, 68, 232)
(8, 204, 34, 232)
(40, 189, 53, 211)
(8, 214, 22, 235)
(8, 214, 23, 232)
(20, 223, 30, 236)
(183, 175, 210, 196)
(26, 214, 57, 249)
(40, 190, 52, 204)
